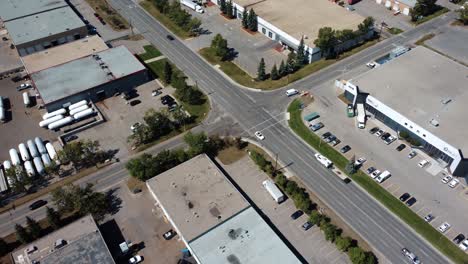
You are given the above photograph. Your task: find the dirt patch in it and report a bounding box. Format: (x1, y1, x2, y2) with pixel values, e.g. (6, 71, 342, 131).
(217, 146, 247, 165)
(126, 177, 146, 192)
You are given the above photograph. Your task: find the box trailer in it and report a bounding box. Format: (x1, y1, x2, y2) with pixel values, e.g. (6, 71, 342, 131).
(315, 153, 333, 168)
(304, 112, 320, 122)
(262, 179, 285, 203)
(181, 0, 204, 13)
(356, 103, 366, 129)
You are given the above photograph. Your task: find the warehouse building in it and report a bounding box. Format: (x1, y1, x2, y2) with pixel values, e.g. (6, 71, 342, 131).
(147, 154, 301, 264)
(375, 0, 415, 16)
(22, 35, 109, 74)
(31, 45, 148, 111)
(4, 6, 87, 56)
(336, 46, 468, 176)
(12, 215, 115, 264)
(0, 0, 67, 22)
(213, 0, 367, 61)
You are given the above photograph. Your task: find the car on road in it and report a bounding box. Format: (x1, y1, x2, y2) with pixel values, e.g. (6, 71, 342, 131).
(151, 89, 162, 96)
(405, 197, 417, 207)
(331, 138, 341, 146)
(302, 221, 313, 231)
(460, 239, 468, 251)
(401, 248, 420, 264)
(17, 83, 32, 91)
(131, 122, 142, 132)
(310, 122, 324, 131)
(418, 160, 429, 168)
(396, 144, 406, 151)
(399, 193, 411, 202)
(441, 175, 453, 184)
(375, 129, 384, 137)
(369, 127, 379, 134)
(129, 255, 142, 264)
(29, 200, 47, 210)
(290, 210, 304, 220)
(408, 151, 417, 159)
(448, 178, 460, 188)
(366, 62, 376, 68)
(340, 145, 351, 153)
(366, 166, 376, 174)
(285, 89, 299, 97)
(163, 229, 177, 240)
(424, 214, 434, 222)
(321, 132, 331, 140)
(255, 131, 265, 140)
(355, 157, 366, 166)
(438, 222, 451, 233)
(453, 234, 465, 244)
(166, 34, 175, 40)
(371, 169, 381, 179)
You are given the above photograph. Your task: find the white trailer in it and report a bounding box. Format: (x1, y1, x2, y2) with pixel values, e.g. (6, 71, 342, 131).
(68, 100, 87, 111)
(42, 108, 67, 120)
(18, 143, 31, 161)
(27, 139, 39, 158)
(35, 137, 47, 154)
(315, 153, 333, 168)
(39, 114, 64, 127)
(24, 160, 35, 177)
(262, 179, 285, 203)
(23, 92, 31, 107)
(0, 168, 8, 192)
(48, 116, 74, 130)
(69, 105, 89, 116)
(181, 0, 204, 13)
(33, 157, 45, 176)
(357, 103, 366, 129)
(41, 153, 52, 167)
(45, 143, 58, 161)
(9, 149, 21, 166)
(73, 108, 94, 120)
(0, 96, 5, 123)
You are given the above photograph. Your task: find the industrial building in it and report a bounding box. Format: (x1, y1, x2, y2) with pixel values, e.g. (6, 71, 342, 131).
(336, 46, 468, 176)
(0, 0, 67, 22)
(11, 215, 115, 264)
(213, 0, 367, 61)
(4, 6, 87, 56)
(22, 35, 109, 74)
(375, 0, 415, 16)
(31, 45, 148, 111)
(147, 154, 301, 264)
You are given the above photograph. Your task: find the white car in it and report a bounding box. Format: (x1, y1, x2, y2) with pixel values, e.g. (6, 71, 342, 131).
(459, 239, 468, 251)
(131, 122, 142, 132)
(129, 255, 142, 264)
(438, 222, 451, 233)
(355, 157, 366, 166)
(441, 175, 453, 184)
(448, 178, 460, 188)
(255, 131, 265, 140)
(366, 62, 376, 68)
(371, 169, 381, 179)
(285, 89, 299, 97)
(418, 159, 429, 168)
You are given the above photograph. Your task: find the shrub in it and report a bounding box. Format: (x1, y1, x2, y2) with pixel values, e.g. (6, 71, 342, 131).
(399, 130, 409, 139)
(335, 236, 353, 252)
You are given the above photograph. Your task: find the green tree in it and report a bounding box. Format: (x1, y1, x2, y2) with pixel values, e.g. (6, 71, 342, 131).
(187, 18, 202, 36)
(335, 236, 353, 252)
(247, 9, 258, 31)
(46, 206, 61, 230)
(257, 58, 266, 81)
(26, 216, 42, 240)
(219, 0, 226, 14)
(5, 166, 29, 193)
(126, 154, 158, 180)
(348, 247, 367, 264)
(345, 155, 357, 174)
(44, 159, 61, 177)
(309, 210, 322, 225)
(322, 223, 341, 242)
(275, 174, 288, 189)
(285, 180, 299, 195)
(0, 238, 8, 256)
(241, 9, 248, 28)
(211, 34, 229, 60)
(410, 0, 438, 21)
(286, 52, 297, 73)
(314, 27, 337, 59)
(357, 17, 375, 34)
(296, 37, 307, 68)
(184, 131, 213, 156)
(458, 4, 468, 25)
(226, 0, 233, 18)
(278, 60, 286, 77)
(270, 64, 279, 80)
(15, 224, 31, 244)
(163, 61, 173, 84)
(144, 109, 174, 140)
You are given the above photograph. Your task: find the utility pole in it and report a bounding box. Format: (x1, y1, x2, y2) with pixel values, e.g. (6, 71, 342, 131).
(274, 152, 279, 175)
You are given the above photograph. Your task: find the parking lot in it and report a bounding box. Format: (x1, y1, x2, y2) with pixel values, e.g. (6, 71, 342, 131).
(184, 5, 287, 77)
(352, 0, 413, 31)
(0, 78, 57, 161)
(301, 79, 468, 241)
(222, 155, 351, 264)
(425, 26, 468, 65)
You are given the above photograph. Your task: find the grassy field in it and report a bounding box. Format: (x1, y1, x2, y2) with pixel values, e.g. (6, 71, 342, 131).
(200, 39, 379, 90)
(140, 0, 191, 39)
(138, 45, 162, 61)
(287, 99, 468, 264)
(412, 7, 449, 25)
(85, 0, 129, 31)
(388, 27, 404, 35)
(217, 146, 248, 165)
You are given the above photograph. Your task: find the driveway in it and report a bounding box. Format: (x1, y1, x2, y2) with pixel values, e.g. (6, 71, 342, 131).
(353, 0, 413, 31)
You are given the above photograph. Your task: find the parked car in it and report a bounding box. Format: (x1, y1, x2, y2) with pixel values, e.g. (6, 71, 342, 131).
(254, 131, 265, 140)
(376, 171, 391, 183)
(131, 122, 142, 132)
(399, 192, 411, 202)
(29, 200, 47, 210)
(355, 157, 366, 166)
(375, 129, 384, 137)
(166, 35, 175, 40)
(371, 169, 381, 179)
(366, 166, 376, 174)
(396, 144, 406, 151)
(441, 175, 453, 184)
(331, 138, 341, 146)
(129, 255, 142, 264)
(424, 214, 434, 222)
(385, 135, 397, 145)
(163, 230, 177, 240)
(460, 239, 468, 251)
(448, 178, 460, 188)
(321, 132, 331, 140)
(161, 95, 174, 105)
(310, 122, 324, 131)
(453, 234, 465, 244)
(17, 83, 32, 91)
(340, 145, 351, 153)
(290, 210, 304, 220)
(151, 90, 162, 96)
(325, 135, 336, 143)
(408, 151, 417, 159)
(129, 100, 141, 106)
(418, 160, 429, 168)
(369, 127, 379, 134)
(380, 132, 390, 140)
(438, 222, 451, 233)
(302, 221, 313, 231)
(405, 197, 417, 207)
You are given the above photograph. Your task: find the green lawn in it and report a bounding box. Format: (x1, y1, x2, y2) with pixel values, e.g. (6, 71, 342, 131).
(140, 0, 191, 39)
(412, 7, 449, 25)
(287, 99, 468, 264)
(138, 45, 162, 61)
(147, 58, 169, 80)
(388, 27, 404, 35)
(415, 33, 436, 45)
(200, 39, 379, 90)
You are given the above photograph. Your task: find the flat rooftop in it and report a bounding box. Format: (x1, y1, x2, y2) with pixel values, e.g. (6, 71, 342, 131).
(0, 0, 67, 22)
(351, 46, 468, 153)
(235, 0, 364, 47)
(5, 6, 85, 46)
(31, 45, 146, 104)
(189, 207, 301, 264)
(12, 215, 114, 264)
(22, 36, 109, 73)
(146, 154, 250, 242)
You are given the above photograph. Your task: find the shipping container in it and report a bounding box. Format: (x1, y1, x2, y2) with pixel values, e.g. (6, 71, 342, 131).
(42, 108, 67, 120)
(33, 157, 45, 176)
(27, 139, 39, 158)
(68, 100, 87, 111)
(73, 108, 94, 120)
(23, 92, 31, 107)
(9, 149, 21, 166)
(18, 143, 31, 161)
(69, 105, 89, 116)
(35, 137, 47, 154)
(24, 160, 35, 177)
(48, 116, 74, 130)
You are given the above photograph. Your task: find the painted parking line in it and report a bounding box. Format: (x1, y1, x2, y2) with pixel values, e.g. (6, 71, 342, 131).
(415, 206, 427, 214)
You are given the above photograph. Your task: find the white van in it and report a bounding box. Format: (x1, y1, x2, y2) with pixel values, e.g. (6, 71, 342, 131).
(376, 170, 391, 183)
(285, 89, 299, 97)
(418, 160, 429, 168)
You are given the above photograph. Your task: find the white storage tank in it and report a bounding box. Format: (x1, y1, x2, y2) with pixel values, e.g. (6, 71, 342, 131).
(27, 139, 39, 158)
(48, 116, 74, 130)
(3, 160, 12, 171)
(35, 137, 47, 154)
(9, 149, 21, 166)
(73, 108, 94, 120)
(69, 105, 89, 116)
(39, 114, 64, 127)
(45, 143, 58, 161)
(68, 100, 87, 111)
(23, 92, 31, 107)
(42, 108, 67, 120)
(33, 157, 45, 176)
(24, 161, 35, 177)
(41, 153, 52, 167)
(18, 143, 31, 161)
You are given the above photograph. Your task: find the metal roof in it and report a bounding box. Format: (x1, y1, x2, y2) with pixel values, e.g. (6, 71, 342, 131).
(0, 0, 67, 22)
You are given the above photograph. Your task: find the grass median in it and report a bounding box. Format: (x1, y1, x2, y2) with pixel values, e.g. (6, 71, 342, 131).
(137, 45, 162, 61)
(85, 0, 129, 31)
(287, 99, 468, 264)
(140, 0, 191, 39)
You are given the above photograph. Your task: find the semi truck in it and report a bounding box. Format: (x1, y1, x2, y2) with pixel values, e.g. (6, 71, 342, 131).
(262, 179, 285, 203)
(181, 0, 204, 13)
(357, 103, 366, 129)
(315, 153, 333, 168)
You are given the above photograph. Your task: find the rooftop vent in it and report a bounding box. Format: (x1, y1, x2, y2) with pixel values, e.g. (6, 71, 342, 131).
(441, 98, 452, 105)
(430, 119, 439, 127)
(99, 62, 105, 66)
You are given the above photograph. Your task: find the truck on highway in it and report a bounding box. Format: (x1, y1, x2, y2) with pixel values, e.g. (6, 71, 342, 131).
(181, 0, 204, 13)
(357, 103, 366, 129)
(315, 153, 333, 168)
(262, 179, 285, 203)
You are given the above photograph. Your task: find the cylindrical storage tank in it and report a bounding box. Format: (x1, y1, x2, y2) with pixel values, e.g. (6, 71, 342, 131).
(73, 108, 94, 120)
(23, 92, 31, 107)
(48, 116, 74, 130)
(69, 105, 89, 116)
(68, 100, 87, 111)
(3, 160, 12, 171)
(39, 114, 64, 127)
(33, 157, 45, 176)
(35, 137, 47, 154)
(45, 143, 58, 160)
(41, 153, 52, 167)
(42, 108, 67, 120)
(9, 149, 21, 166)
(27, 139, 39, 158)
(18, 143, 31, 161)
(24, 161, 35, 177)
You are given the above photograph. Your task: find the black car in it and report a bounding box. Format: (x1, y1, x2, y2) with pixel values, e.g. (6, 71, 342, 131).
(129, 100, 141, 106)
(405, 197, 417, 207)
(166, 35, 175, 41)
(290, 210, 304, 220)
(340, 145, 351, 153)
(453, 234, 465, 244)
(369, 127, 379, 134)
(396, 144, 406, 151)
(381, 132, 391, 140)
(399, 192, 411, 202)
(321, 132, 331, 140)
(366, 166, 376, 174)
(163, 229, 177, 240)
(29, 200, 47, 210)
(302, 221, 313, 231)
(161, 95, 175, 105)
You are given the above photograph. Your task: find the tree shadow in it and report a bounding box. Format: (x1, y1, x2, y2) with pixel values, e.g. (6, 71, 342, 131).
(105, 188, 123, 215)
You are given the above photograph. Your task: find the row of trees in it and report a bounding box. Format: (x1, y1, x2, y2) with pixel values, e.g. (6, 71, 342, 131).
(14, 207, 61, 246)
(409, 0, 440, 22)
(162, 61, 205, 105)
(219, 0, 237, 19)
(151, 0, 201, 36)
(241, 9, 258, 32)
(249, 150, 377, 264)
(459, 4, 468, 25)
